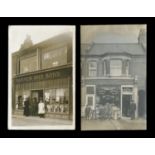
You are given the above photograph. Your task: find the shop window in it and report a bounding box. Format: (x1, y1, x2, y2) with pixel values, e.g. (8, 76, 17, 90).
(15, 91, 30, 110)
(16, 95, 23, 109)
(110, 60, 122, 76)
(122, 87, 133, 93)
(86, 86, 95, 94)
(20, 55, 37, 73)
(88, 61, 97, 77)
(42, 46, 67, 69)
(44, 88, 69, 114)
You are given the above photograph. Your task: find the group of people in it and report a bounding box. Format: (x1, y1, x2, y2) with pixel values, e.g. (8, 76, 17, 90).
(85, 100, 136, 120)
(23, 97, 46, 118)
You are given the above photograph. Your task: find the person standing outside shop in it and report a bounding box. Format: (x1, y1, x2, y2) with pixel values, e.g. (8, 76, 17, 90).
(31, 97, 38, 116)
(38, 99, 45, 118)
(85, 104, 92, 120)
(130, 99, 136, 120)
(23, 97, 30, 117)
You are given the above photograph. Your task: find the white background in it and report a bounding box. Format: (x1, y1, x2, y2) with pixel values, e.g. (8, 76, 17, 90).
(0, 138, 155, 155)
(0, 0, 154, 152)
(0, 0, 154, 17)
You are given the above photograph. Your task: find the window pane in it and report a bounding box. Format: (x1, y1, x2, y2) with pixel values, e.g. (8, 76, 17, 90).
(88, 61, 97, 77)
(44, 88, 69, 113)
(42, 46, 67, 69)
(89, 62, 97, 69)
(86, 86, 95, 94)
(110, 60, 122, 76)
(20, 55, 37, 73)
(89, 70, 97, 77)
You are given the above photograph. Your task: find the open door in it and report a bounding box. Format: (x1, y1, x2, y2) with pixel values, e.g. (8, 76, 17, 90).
(122, 94, 132, 117)
(31, 90, 43, 103)
(86, 95, 95, 109)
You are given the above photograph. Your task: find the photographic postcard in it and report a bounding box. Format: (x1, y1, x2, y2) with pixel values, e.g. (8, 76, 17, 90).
(81, 25, 147, 130)
(8, 25, 75, 130)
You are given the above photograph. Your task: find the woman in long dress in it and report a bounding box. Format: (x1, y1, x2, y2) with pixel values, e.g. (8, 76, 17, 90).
(38, 99, 45, 118)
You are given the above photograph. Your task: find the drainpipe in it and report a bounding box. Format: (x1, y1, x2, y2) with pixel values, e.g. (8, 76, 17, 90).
(134, 75, 138, 118)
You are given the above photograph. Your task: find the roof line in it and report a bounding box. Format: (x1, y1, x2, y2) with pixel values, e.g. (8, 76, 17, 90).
(12, 31, 72, 54)
(81, 43, 139, 45)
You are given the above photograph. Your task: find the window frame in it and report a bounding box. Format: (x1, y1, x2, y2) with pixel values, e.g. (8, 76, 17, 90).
(110, 59, 122, 76)
(88, 61, 97, 77)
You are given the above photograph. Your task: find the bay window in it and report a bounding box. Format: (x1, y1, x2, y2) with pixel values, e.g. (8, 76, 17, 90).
(88, 61, 97, 77)
(110, 59, 122, 76)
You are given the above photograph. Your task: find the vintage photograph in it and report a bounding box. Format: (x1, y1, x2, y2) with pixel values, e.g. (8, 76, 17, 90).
(8, 25, 75, 130)
(81, 25, 147, 130)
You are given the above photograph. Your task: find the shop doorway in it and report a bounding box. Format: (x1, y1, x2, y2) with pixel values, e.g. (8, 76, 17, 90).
(86, 95, 95, 108)
(31, 90, 43, 103)
(138, 90, 146, 118)
(122, 95, 132, 117)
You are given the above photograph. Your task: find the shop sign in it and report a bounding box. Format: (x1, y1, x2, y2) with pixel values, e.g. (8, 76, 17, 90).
(97, 85, 120, 95)
(15, 68, 71, 83)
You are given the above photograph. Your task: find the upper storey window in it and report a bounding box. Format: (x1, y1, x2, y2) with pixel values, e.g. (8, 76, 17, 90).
(42, 46, 67, 69)
(20, 55, 37, 74)
(88, 61, 97, 77)
(110, 59, 122, 76)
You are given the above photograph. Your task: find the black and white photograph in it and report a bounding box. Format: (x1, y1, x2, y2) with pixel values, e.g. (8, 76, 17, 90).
(8, 25, 75, 130)
(81, 25, 147, 130)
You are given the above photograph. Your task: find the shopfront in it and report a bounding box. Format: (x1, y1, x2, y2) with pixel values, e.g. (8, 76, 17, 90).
(13, 65, 72, 119)
(82, 78, 138, 119)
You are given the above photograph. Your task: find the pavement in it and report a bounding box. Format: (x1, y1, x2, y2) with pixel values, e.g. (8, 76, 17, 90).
(12, 115, 72, 126)
(81, 118, 146, 130)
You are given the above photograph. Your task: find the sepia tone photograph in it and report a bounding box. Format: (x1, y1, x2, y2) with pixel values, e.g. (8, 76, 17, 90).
(81, 25, 146, 130)
(8, 25, 75, 130)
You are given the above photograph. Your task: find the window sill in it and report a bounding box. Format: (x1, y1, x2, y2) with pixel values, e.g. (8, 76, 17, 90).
(82, 76, 134, 80)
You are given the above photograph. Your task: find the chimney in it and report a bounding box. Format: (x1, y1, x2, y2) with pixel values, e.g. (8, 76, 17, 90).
(20, 35, 33, 50)
(138, 29, 146, 51)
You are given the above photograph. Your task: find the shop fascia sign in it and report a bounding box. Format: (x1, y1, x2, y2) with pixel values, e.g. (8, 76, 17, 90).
(97, 86, 120, 95)
(15, 68, 71, 83)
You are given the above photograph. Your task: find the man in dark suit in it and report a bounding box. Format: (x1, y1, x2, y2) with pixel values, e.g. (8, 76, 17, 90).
(130, 100, 136, 120)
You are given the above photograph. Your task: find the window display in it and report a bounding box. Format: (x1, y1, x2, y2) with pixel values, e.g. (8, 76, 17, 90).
(44, 88, 69, 114)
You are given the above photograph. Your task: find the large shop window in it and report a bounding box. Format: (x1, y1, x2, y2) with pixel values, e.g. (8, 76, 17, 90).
(44, 88, 69, 114)
(20, 55, 37, 73)
(42, 47, 67, 69)
(110, 60, 122, 76)
(88, 61, 97, 77)
(15, 91, 30, 110)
